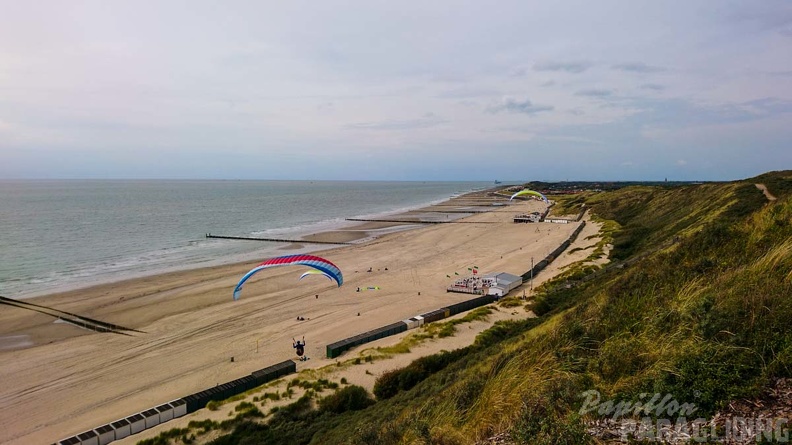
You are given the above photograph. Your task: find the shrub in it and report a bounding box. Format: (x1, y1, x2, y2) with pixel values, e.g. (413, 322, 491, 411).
(234, 401, 256, 412)
(373, 349, 470, 400)
(319, 385, 375, 414)
(206, 400, 220, 411)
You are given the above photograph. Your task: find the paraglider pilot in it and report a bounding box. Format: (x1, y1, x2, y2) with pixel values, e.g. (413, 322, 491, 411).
(293, 336, 306, 360)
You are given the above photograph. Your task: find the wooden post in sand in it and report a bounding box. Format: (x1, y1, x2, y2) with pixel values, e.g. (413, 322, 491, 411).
(530, 257, 534, 292)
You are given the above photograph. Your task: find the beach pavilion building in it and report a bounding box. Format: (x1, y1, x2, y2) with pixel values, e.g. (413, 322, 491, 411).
(480, 272, 523, 297)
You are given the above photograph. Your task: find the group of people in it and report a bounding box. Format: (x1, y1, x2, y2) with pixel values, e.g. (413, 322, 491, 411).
(452, 276, 483, 290)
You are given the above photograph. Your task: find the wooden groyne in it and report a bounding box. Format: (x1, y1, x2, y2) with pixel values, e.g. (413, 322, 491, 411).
(411, 210, 491, 214)
(345, 218, 497, 224)
(0, 296, 141, 334)
(205, 234, 354, 245)
(426, 204, 510, 208)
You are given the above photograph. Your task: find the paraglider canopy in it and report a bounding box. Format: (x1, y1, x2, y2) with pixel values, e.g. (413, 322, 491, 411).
(233, 254, 343, 300)
(298, 270, 334, 282)
(509, 189, 549, 203)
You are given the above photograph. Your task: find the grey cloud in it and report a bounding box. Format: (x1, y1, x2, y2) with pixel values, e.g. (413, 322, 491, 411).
(317, 102, 334, 113)
(488, 97, 554, 115)
(436, 87, 501, 99)
(727, 1, 792, 34)
(742, 98, 792, 114)
(540, 80, 556, 87)
(612, 62, 666, 73)
(576, 89, 613, 97)
(533, 61, 592, 74)
(347, 114, 446, 130)
(624, 96, 792, 127)
(640, 83, 665, 91)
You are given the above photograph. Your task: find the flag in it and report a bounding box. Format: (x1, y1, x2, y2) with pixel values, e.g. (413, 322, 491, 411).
(472, 269, 478, 275)
(454, 272, 459, 275)
(446, 274, 451, 278)
(467, 268, 472, 271)
(473, 265, 479, 269)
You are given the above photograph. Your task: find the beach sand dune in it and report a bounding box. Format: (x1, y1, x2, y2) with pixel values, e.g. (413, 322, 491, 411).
(0, 199, 578, 444)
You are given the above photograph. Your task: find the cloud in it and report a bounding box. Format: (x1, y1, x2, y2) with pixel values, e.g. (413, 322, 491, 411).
(615, 96, 792, 134)
(742, 98, 792, 115)
(317, 102, 334, 113)
(677, 159, 688, 166)
(612, 62, 666, 73)
(436, 87, 501, 99)
(541, 135, 601, 145)
(0, 119, 13, 132)
(540, 80, 556, 87)
(533, 61, 592, 74)
(726, 2, 792, 34)
(576, 88, 613, 97)
(347, 113, 446, 130)
(488, 97, 554, 115)
(640, 83, 665, 91)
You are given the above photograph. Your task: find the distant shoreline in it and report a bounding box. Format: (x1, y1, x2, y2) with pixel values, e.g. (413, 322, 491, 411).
(5, 184, 493, 301)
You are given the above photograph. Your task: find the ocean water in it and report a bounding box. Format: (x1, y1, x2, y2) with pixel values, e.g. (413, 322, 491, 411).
(0, 180, 489, 299)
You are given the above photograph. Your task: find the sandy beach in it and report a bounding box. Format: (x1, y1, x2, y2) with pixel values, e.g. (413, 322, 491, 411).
(0, 193, 592, 444)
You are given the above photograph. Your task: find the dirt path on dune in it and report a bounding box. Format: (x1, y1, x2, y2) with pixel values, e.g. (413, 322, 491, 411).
(756, 183, 777, 201)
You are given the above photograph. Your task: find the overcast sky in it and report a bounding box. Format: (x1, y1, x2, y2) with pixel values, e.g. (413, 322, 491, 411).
(1, 1, 790, 181)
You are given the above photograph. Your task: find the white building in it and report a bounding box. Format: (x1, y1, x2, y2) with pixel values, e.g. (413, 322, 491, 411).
(481, 272, 523, 297)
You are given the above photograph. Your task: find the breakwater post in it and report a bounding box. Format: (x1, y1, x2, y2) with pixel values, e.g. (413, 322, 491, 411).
(205, 234, 354, 245)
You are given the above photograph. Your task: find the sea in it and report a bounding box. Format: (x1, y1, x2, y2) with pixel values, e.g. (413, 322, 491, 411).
(0, 180, 490, 299)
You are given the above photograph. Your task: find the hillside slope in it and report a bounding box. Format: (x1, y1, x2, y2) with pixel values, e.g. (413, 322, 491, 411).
(164, 171, 792, 445)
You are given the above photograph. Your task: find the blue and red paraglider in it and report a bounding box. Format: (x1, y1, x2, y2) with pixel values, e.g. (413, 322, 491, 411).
(233, 254, 343, 300)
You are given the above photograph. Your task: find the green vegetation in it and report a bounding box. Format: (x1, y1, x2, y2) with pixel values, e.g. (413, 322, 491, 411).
(372, 307, 492, 355)
(136, 428, 192, 445)
(180, 173, 792, 444)
(497, 296, 524, 308)
(288, 378, 339, 393)
(318, 385, 376, 414)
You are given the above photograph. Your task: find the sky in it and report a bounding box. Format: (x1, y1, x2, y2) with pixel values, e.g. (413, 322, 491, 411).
(1, 1, 791, 181)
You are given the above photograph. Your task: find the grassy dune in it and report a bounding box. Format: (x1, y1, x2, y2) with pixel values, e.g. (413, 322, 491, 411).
(147, 171, 792, 444)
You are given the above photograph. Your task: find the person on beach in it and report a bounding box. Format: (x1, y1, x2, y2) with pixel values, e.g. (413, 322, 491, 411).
(293, 336, 306, 359)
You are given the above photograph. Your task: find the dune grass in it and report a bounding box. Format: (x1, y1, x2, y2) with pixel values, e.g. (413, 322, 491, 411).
(183, 173, 792, 445)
